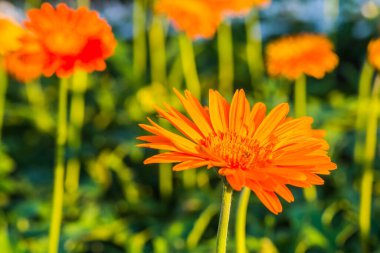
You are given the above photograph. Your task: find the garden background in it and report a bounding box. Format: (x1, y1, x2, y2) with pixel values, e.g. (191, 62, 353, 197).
(0, 0, 380, 252)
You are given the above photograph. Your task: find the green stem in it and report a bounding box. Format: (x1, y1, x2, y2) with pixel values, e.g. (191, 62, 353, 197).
(133, 0, 147, 81)
(149, 15, 167, 85)
(354, 61, 374, 164)
(294, 74, 306, 117)
(178, 34, 201, 99)
(217, 21, 234, 98)
(359, 73, 380, 253)
(295, 75, 317, 201)
(246, 10, 264, 97)
(48, 77, 69, 253)
(65, 71, 88, 195)
(236, 187, 251, 253)
(216, 181, 233, 253)
(0, 58, 8, 146)
(77, 0, 90, 7)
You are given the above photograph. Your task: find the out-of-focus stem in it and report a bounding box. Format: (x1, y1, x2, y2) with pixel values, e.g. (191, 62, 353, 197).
(236, 187, 251, 253)
(149, 15, 166, 85)
(295, 75, 317, 202)
(178, 34, 201, 99)
(246, 10, 264, 94)
(354, 61, 374, 164)
(359, 73, 380, 253)
(0, 58, 8, 146)
(217, 21, 234, 98)
(65, 71, 88, 195)
(77, 0, 90, 7)
(48, 77, 69, 253)
(294, 74, 306, 117)
(133, 0, 147, 81)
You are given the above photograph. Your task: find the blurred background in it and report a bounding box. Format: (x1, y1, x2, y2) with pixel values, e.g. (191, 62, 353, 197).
(1, 0, 380, 252)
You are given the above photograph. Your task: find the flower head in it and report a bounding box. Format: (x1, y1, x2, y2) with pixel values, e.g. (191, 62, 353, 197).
(24, 3, 117, 77)
(266, 34, 339, 80)
(5, 32, 46, 82)
(138, 89, 336, 214)
(368, 38, 380, 70)
(0, 18, 24, 56)
(156, 0, 221, 39)
(210, 0, 271, 16)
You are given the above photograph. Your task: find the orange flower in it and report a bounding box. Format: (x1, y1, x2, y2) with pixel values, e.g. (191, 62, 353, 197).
(210, 0, 271, 16)
(266, 34, 339, 80)
(5, 33, 46, 82)
(0, 18, 24, 55)
(368, 38, 380, 70)
(138, 89, 336, 214)
(24, 3, 116, 77)
(156, 0, 221, 39)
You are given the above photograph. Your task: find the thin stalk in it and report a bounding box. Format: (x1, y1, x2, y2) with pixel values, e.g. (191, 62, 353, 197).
(149, 15, 167, 85)
(216, 181, 233, 253)
(359, 73, 380, 253)
(295, 75, 317, 201)
(77, 0, 90, 7)
(0, 58, 8, 147)
(65, 71, 88, 195)
(354, 61, 374, 164)
(294, 74, 306, 117)
(246, 10, 264, 95)
(236, 187, 251, 253)
(178, 34, 200, 188)
(178, 34, 201, 99)
(217, 21, 234, 98)
(48, 77, 69, 253)
(133, 0, 147, 81)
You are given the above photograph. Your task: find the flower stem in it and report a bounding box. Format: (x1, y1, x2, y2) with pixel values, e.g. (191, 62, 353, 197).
(48, 77, 69, 253)
(217, 21, 234, 98)
(236, 187, 250, 253)
(216, 181, 233, 253)
(178, 34, 201, 99)
(294, 74, 306, 117)
(133, 0, 147, 81)
(354, 61, 374, 164)
(0, 58, 8, 146)
(65, 71, 87, 196)
(295, 75, 317, 202)
(359, 73, 380, 253)
(246, 10, 264, 97)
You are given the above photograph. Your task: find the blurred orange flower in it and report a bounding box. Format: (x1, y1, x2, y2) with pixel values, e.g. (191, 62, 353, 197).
(24, 3, 117, 77)
(5, 33, 46, 82)
(211, 0, 271, 16)
(138, 89, 336, 214)
(0, 18, 24, 56)
(266, 34, 339, 80)
(368, 38, 380, 70)
(156, 0, 221, 39)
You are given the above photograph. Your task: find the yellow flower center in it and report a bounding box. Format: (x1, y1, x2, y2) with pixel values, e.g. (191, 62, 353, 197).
(199, 131, 275, 170)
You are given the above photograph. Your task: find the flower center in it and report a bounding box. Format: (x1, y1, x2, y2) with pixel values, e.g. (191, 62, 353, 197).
(199, 131, 275, 170)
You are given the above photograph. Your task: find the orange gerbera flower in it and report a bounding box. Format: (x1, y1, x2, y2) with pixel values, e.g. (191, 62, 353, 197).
(156, 0, 222, 39)
(24, 3, 116, 77)
(5, 33, 46, 82)
(210, 0, 271, 16)
(266, 34, 339, 80)
(0, 18, 24, 56)
(138, 89, 336, 214)
(368, 38, 380, 70)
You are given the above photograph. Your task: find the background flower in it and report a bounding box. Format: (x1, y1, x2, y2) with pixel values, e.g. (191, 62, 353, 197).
(368, 38, 380, 70)
(156, 0, 221, 39)
(0, 18, 24, 56)
(24, 3, 117, 77)
(266, 34, 339, 80)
